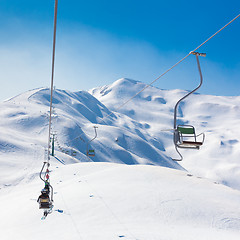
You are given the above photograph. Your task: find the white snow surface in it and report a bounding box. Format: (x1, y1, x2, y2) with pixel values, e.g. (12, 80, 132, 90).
(0, 78, 240, 239)
(1, 162, 240, 240)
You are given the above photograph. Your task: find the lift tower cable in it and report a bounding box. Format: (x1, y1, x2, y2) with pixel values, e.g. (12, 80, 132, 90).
(47, 0, 58, 164)
(38, 0, 58, 218)
(65, 13, 240, 145)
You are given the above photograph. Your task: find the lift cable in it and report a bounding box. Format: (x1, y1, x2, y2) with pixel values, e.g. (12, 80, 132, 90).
(47, 0, 58, 164)
(39, 0, 58, 182)
(97, 13, 240, 126)
(38, 0, 58, 217)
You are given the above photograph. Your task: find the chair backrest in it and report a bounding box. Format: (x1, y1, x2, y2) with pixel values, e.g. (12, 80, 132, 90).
(177, 125, 195, 135)
(88, 149, 95, 156)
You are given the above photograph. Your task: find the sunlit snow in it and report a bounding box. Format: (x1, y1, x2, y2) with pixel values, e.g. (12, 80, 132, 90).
(0, 78, 240, 239)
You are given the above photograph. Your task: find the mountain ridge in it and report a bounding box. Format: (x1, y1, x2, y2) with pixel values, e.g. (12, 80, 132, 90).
(0, 78, 240, 189)
(1, 78, 240, 239)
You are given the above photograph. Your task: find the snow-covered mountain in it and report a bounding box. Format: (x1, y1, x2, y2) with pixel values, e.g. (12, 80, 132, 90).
(0, 82, 183, 186)
(90, 78, 240, 189)
(0, 78, 240, 239)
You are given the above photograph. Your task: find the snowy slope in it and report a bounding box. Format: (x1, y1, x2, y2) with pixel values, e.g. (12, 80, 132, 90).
(90, 78, 240, 190)
(0, 85, 181, 187)
(1, 162, 240, 240)
(0, 78, 240, 240)
(0, 78, 240, 190)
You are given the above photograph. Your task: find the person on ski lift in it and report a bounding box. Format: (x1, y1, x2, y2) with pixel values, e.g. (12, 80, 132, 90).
(37, 188, 51, 209)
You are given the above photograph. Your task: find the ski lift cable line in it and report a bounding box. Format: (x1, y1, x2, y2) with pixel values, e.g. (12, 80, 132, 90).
(64, 13, 240, 145)
(38, 1, 58, 219)
(96, 13, 240, 125)
(47, 0, 58, 164)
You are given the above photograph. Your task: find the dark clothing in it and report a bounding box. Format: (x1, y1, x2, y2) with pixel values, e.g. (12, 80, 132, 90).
(38, 184, 52, 210)
(37, 192, 49, 203)
(38, 192, 51, 209)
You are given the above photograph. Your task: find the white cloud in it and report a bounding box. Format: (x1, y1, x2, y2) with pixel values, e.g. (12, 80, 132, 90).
(0, 21, 239, 101)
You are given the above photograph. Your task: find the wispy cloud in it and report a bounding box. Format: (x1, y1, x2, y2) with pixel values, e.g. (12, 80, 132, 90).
(0, 20, 239, 101)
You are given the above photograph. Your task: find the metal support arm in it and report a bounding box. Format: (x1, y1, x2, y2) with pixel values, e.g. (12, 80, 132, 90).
(172, 52, 205, 161)
(86, 126, 98, 155)
(173, 52, 205, 129)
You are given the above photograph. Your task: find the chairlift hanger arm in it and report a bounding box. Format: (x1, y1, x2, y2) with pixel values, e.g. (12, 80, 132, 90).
(39, 162, 47, 183)
(88, 126, 98, 144)
(86, 126, 98, 156)
(172, 145, 183, 161)
(49, 183, 54, 202)
(39, 161, 54, 201)
(173, 52, 206, 129)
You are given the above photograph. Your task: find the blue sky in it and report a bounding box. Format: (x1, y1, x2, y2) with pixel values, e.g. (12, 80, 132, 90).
(0, 0, 239, 101)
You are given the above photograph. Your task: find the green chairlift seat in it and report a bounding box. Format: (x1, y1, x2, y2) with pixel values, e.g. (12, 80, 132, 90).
(72, 150, 77, 156)
(87, 149, 95, 157)
(176, 125, 205, 149)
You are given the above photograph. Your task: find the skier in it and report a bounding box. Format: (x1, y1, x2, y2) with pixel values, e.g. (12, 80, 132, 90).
(38, 187, 52, 218)
(38, 189, 50, 208)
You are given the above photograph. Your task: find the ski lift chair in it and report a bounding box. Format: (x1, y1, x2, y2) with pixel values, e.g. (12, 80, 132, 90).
(87, 149, 95, 157)
(86, 126, 98, 157)
(38, 196, 52, 209)
(39, 198, 52, 209)
(72, 150, 77, 156)
(175, 125, 205, 149)
(172, 51, 206, 161)
(39, 163, 54, 210)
